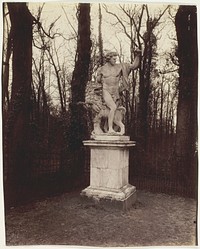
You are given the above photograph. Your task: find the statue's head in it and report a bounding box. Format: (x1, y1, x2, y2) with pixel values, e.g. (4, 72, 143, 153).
(105, 51, 118, 62)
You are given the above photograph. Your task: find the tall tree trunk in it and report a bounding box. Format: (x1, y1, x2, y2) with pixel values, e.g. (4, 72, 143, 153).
(6, 3, 34, 189)
(175, 6, 198, 191)
(71, 4, 91, 105)
(68, 3, 91, 183)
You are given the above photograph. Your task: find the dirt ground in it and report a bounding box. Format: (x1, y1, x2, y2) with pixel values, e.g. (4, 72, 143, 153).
(5, 190, 197, 247)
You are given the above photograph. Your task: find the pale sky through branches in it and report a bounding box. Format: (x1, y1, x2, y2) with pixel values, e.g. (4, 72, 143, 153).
(27, 2, 178, 104)
(28, 2, 177, 57)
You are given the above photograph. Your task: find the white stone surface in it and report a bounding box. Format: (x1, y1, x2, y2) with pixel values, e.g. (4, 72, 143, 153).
(122, 167, 129, 186)
(90, 167, 101, 187)
(101, 168, 122, 189)
(83, 139, 136, 148)
(91, 134, 130, 141)
(81, 184, 136, 201)
(82, 137, 136, 208)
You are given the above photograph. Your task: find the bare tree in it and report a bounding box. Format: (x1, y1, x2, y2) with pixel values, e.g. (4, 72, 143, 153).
(6, 3, 34, 188)
(70, 4, 91, 105)
(175, 5, 198, 190)
(2, 5, 12, 111)
(98, 4, 104, 66)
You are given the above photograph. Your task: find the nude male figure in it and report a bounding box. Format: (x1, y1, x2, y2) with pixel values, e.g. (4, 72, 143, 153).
(96, 49, 141, 134)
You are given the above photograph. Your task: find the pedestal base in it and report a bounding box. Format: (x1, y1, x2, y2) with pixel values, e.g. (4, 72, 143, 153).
(82, 137, 136, 210)
(81, 184, 136, 210)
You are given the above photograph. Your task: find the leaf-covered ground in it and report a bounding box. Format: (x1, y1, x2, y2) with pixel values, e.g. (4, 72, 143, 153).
(5, 190, 197, 246)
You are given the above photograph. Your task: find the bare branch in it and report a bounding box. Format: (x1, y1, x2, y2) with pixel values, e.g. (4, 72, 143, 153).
(136, 5, 145, 47)
(33, 5, 61, 39)
(37, 17, 61, 39)
(146, 5, 171, 30)
(145, 4, 150, 20)
(159, 68, 178, 74)
(119, 4, 145, 46)
(62, 6, 78, 37)
(103, 4, 135, 45)
(36, 3, 45, 22)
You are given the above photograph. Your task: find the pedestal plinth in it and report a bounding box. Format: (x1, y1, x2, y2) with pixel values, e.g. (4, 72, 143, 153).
(81, 135, 136, 210)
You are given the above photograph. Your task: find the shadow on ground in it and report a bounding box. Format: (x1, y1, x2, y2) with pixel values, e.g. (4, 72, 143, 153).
(5, 190, 197, 246)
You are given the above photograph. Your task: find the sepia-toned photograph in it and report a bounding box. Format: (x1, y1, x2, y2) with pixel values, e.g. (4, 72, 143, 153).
(1, 1, 198, 247)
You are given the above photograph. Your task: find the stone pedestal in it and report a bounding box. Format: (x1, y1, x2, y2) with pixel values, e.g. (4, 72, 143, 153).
(81, 135, 136, 210)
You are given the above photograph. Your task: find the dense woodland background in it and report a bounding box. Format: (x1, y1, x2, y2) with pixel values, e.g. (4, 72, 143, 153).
(2, 3, 198, 208)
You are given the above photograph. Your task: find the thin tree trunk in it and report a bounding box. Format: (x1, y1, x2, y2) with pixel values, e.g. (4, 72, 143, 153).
(2, 29, 12, 109)
(98, 4, 104, 66)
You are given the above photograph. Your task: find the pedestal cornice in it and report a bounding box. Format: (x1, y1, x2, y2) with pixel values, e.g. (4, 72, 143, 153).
(83, 136, 136, 148)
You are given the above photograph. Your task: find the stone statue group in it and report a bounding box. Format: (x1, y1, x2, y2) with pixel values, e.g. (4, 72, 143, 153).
(83, 49, 142, 137)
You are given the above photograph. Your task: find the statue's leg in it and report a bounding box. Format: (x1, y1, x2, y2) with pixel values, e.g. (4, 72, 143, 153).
(113, 110, 125, 135)
(102, 89, 117, 134)
(103, 119, 108, 133)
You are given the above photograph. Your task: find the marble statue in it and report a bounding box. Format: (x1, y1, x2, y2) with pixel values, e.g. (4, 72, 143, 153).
(92, 49, 141, 135)
(79, 49, 141, 136)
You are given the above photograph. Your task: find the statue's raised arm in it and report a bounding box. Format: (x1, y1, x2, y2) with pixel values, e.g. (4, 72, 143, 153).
(129, 48, 142, 70)
(120, 48, 142, 91)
